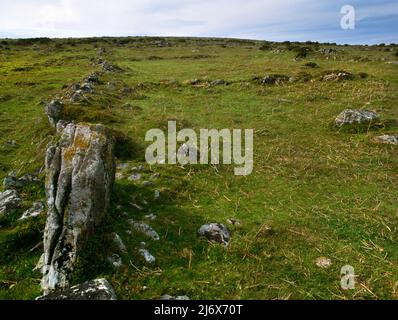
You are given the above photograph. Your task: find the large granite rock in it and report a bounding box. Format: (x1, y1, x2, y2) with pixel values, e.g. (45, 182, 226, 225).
(37, 278, 117, 300)
(335, 109, 380, 127)
(42, 123, 115, 294)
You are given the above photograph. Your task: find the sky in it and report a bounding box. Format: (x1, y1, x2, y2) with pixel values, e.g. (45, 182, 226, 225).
(0, 0, 397, 44)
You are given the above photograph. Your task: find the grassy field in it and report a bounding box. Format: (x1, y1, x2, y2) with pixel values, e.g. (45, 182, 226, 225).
(0, 37, 397, 300)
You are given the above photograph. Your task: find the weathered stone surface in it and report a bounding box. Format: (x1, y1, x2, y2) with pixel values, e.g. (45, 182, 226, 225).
(376, 135, 398, 145)
(139, 248, 156, 264)
(42, 123, 115, 294)
(198, 223, 231, 246)
(0, 189, 22, 216)
(56, 120, 72, 134)
(129, 220, 160, 240)
(335, 109, 380, 127)
(37, 278, 117, 300)
(45, 100, 64, 128)
(19, 201, 45, 220)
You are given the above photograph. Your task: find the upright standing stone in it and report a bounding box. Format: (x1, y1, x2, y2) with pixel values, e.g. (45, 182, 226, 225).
(42, 123, 115, 294)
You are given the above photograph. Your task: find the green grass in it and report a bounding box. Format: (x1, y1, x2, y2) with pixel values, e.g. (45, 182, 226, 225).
(0, 37, 397, 300)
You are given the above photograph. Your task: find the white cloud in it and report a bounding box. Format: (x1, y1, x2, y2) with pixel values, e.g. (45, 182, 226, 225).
(0, 0, 396, 43)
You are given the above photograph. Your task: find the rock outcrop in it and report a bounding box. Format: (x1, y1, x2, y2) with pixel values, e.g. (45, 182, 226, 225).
(42, 123, 115, 294)
(335, 109, 380, 127)
(37, 278, 117, 300)
(0, 189, 22, 216)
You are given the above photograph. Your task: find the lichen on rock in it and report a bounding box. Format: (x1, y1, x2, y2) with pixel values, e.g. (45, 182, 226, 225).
(41, 122, 115, 294)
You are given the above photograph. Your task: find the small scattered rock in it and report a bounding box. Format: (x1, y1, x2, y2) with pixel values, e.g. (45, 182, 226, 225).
(19, 173, 41, 185)
(107, 254, 122, 268)
(211, 79, 225, 86)
(198, 223, 231, 246)
(70, 90, 83, 103)
(111, 232, 127, 252)
(37, 279, 117, 300)
(101, 61, 117, 72)
(128, 173, 142, 181)
(316, 257, 332, 269)
(144, 213, 157, 220)
(3, 172, 41, 190)
(262, 75, 276, 85)
(142, 181, 152, 187)
(85, 72, 100, 84)
(0, 189, 22, 216)
(375, 135, 398, 145)
(130, 220, 160, 240)
(184, 78, 201, 85)
(132, 165, 144, 172)
(3, 172, 23, 189)
(335, 109, 380, 127)
(4, 140, 17, 148)
(138, 248, 156, 264)
(160, 295, 190, 300)
(150, 173, 160, 180)
(117, 162, 130, 170)
(323, 71, 353, 81)
(19, 201, 45, 220)
(154, 190, 160, 200)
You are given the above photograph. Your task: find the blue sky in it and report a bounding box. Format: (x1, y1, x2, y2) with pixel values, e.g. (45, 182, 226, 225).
(0, 0, 397, 44)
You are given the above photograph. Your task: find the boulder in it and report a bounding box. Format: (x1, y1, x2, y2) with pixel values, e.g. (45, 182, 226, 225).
(335, 109, 380, 127)
(37, 278, 117, 300)
(45, 100, 64, 128)
(42, 123, 115, 294)
(0, 189, 22, 216)
(198, 223, 231, 246)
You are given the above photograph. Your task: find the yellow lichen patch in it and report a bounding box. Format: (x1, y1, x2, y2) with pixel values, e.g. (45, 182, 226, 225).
(73, 134, 90, 150)
(63, 146, 77, 162)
